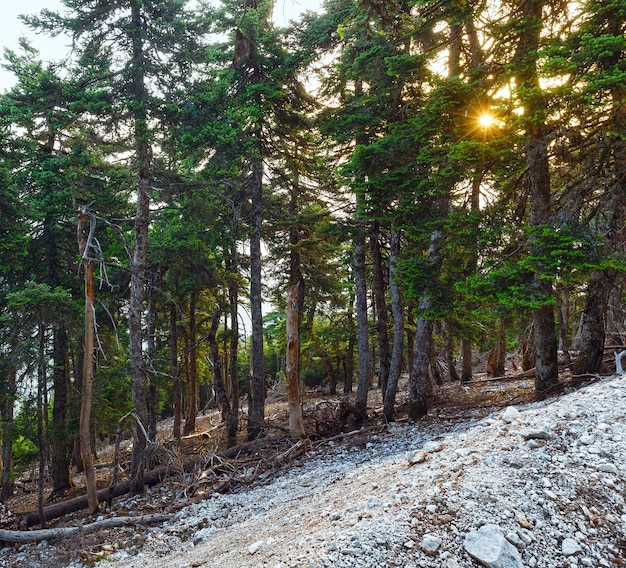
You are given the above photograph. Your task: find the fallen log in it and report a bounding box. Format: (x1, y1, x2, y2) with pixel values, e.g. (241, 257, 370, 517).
(20, 436, 294, 529)
(2, 513, 170, 544)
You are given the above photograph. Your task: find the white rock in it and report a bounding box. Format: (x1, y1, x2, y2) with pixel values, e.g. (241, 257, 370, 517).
(463, 524, 524, 568)
(248, 540, 264, 554)
(421, 533, 442, 554)
(423, 439, 447, 453)
(502, 407, 521, 424)
(406, 449, 427, 465)
(562, 538, 582, 556)
(597, 463, 619, 475)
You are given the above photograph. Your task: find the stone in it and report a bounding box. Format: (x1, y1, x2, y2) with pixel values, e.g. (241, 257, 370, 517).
(248, 540, 264, 554)
(423, 439, 447, 453)
(562, 538, 582, 556)
(406, 449, 427, 465)
(502, 407, 521, 424)
(463, 524, 524, 568)
(515, 511, 532, 529)
(420, 534, 442, 554)
(518, 427, 552, 440)
(597, 463, 619, 475)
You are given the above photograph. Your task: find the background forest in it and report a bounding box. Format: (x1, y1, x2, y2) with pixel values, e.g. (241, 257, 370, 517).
(0, 0, 625, 516)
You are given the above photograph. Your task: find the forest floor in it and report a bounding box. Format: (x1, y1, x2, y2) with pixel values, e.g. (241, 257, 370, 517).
(1, 363, 625, 568)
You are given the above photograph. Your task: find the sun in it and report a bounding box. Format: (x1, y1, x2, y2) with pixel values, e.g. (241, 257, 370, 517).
(477, 113, 497, 129)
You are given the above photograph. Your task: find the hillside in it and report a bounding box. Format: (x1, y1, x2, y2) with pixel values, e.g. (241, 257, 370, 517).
(2, 374, 625, 568)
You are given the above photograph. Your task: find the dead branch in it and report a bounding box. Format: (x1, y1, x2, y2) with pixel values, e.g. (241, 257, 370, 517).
(1, 513, 170, 544)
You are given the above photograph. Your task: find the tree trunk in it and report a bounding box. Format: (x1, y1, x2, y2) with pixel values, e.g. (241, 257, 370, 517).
(571, 271, 610, 374)
(487, 320, 506, 377)
(37, 322, 47, 528)
(1, 347, 16, 502)
(147, 269, 158, 442)
(248, 158, 265, 440)
(407, 310, 415, 377)
(184, 291, 198, 435)
(445, 320, 460, 382)
(370, 222, 390, 395)
(208, 309, 235, 446)
(409, 303, 433, 421)
(461, 339, 473, 383)
(353, 212, 371, 423)
(50, 325, 72, 494)
(77, 207, 99, 513)
(344, 291, 355, 394)
(129, 0, 151, 494)
(514, 0, 559, 394)
(383, 230, 404, 422)
(228, 255, 240, 446)
(286, 283, 305, 438)
(170, 301, 181, 442)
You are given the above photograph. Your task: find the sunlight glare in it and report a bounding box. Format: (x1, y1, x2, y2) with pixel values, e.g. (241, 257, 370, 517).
(478, 113, 496, 129)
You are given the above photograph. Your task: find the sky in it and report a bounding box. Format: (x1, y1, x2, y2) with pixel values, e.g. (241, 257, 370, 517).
(0, 0, 322, 91)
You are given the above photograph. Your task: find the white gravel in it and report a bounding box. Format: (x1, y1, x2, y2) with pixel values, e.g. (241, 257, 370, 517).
(4, 374, 626, 568)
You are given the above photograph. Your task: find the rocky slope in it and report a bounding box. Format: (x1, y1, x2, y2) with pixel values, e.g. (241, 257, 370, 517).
(3, 374, 626, 568)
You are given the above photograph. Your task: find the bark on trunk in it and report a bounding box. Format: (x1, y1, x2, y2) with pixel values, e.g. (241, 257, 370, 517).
(370, 222, 390, 395)
(51, 326, 72, 493)
(129, 0, 150, 494)
(147, 270, 158, 442)
(461, 339, 473, 383)
(184, 291, 198, 435)
(571, 271, 610, 374)
(248, 159, 265, 440)
(445, 320, 460, 382)
(228, 257, 240, 446)
(353, 213, 371, 423)
(77, 208, 99, 513)
(286, 283, 305, 438)
(170, 301, 181, 442)
(208, 310, 235, 446)
(383, 230, 404, 422)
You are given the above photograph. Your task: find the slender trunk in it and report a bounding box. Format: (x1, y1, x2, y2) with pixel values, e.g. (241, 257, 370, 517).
(383, 230, 404, 421)
(37, 322, 46, 528)
(170, 301, 181, 442)
(370, 222, 390, 396)
(208, 310, 235, 446)
(353, 214, 371, 422)
(461, 340, 473, 383)
(488, 320, 506, 377)
(327, 358, 337, 395)
(344, 291, 355, 394)
(129, 0, 150, 493)
(558, 284, 571, 365)
(445, 320, 460, 381)
(51, 326, 72, 493)
(407, 310, 415, 376)
(286, 283, 305, 438)
(184, 291, 198, 435)
(78, 208, 98, 513)
(147, 270, 158, 442)
(1, 379, 14, 501)
(228, 256, 240, 446)
(248, 158, 265, 440)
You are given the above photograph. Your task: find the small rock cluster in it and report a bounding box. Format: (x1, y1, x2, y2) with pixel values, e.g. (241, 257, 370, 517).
(3, 375, 625, 568)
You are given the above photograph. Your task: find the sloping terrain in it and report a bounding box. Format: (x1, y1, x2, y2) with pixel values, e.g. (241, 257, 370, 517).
(3, 374, 624, 568)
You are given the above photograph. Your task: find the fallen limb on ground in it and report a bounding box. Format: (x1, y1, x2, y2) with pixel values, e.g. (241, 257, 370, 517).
(0, 513, 171, 544)
(19, 436, 307, 528)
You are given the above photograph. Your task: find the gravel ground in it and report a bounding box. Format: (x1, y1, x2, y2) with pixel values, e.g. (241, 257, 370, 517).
(3, 374, 625, 568)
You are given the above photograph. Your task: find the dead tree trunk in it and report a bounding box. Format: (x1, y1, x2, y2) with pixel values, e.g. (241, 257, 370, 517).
(77, 207, 99, 513)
